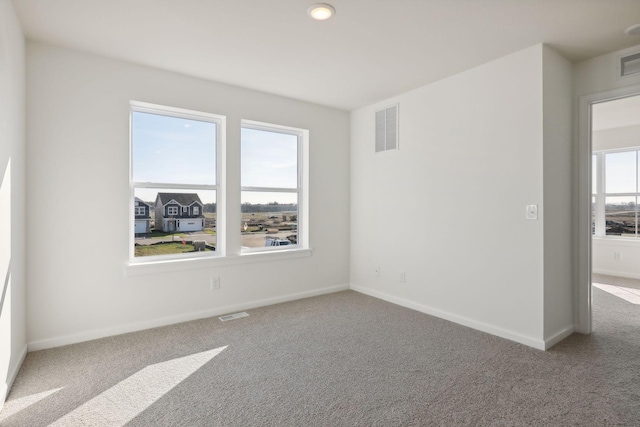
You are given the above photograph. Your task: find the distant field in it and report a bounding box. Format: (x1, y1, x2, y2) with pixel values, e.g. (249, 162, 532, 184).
(135, 242, 213, 257)
(240, 210, 297, 248)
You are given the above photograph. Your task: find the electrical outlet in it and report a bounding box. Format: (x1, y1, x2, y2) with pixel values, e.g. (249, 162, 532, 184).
(399, 271, 405, 283)
(374, 266, 380, 277)
(614, 251, 622, 261)
(210, 276, 220, 290)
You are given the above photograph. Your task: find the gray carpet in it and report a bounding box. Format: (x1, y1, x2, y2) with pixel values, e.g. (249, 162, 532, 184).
(1, 281, 639, 426)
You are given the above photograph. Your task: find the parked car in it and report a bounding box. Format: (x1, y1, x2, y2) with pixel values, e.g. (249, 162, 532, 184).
(265, 238, 291, 247)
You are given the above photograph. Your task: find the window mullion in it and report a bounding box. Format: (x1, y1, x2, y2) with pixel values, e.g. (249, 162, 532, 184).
(134, 182, 218, 191)
(596, 152, 606, 236)
(241, 186, 298, 193)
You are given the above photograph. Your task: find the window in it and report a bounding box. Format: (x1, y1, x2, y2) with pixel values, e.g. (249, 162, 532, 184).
(241, 121, 307, 251)
(130, 102, 224, 259)
(593, 148, 640, 237)
(193, 206, 200, 215)
(135, 207, 145, 216)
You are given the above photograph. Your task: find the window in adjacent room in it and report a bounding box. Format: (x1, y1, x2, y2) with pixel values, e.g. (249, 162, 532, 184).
(130, 102, 224, 259)
(592, 148, 640, 237)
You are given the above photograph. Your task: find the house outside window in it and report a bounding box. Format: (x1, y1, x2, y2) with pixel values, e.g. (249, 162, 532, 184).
(130, 101, 224, 260)
(593, 148, 640, 237)
(240, 121, 308, 252)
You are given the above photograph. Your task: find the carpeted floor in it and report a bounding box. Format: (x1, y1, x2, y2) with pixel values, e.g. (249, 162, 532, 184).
(1, 280, 639, 426)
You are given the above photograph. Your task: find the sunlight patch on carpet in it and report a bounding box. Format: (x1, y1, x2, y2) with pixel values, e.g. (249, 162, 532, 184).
(49, 346, 227, 426)
(594, 283, 640, 305)
(1, 387, 63, 419)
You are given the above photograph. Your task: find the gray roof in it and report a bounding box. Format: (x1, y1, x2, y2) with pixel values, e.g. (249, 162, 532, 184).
(156, 192, 203, 207)
(134, 197, 151, 207)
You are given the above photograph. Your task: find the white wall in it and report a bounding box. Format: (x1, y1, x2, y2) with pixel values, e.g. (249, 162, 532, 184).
(574, 45, 640, 285)
(351, 44, 573, 350)
(0, 0, 27, 408)
(592, 238, 640, 279)
(26, 42, 350, 349)
(542, 47, 574, 342)
(352, 45, 549, 348)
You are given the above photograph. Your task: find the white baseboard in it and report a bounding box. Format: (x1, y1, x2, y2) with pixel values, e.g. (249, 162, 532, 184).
(544, 325, 575, 350)
(28, 284, 349, 351)
(350, 285, 547, 351)
(592, 268, 640, 280)
(1, 344, 28, 411)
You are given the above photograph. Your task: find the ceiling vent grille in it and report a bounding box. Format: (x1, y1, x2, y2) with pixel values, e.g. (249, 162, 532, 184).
(375, 104, 399, 152)
(620, 52, 640, 78)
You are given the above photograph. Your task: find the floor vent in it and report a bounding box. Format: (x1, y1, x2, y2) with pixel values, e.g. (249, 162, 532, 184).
(219, 312, 249, 321)
(620, 52, 640, 78)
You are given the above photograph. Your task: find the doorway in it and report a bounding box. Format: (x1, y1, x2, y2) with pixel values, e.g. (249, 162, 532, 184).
(579, 87, 640, 333)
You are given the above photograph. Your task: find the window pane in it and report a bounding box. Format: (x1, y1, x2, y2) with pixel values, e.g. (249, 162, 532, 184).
(134, 188, 217, 257)
(241, 192, 298, 249)
(241, 127, 298, 188)
(132, 111, 216, 185)
(605, 151, 636, 194)
(605, 196, 636, 236)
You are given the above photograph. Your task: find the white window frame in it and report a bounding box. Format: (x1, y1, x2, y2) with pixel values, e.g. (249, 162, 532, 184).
(167, 206, 179, 216)
(193, 206, 200, 215)
(592, 147, 640, 239)
(240, 120, 309, 253)
(129, 101, 225, 262)
(135, 207, 145, 216)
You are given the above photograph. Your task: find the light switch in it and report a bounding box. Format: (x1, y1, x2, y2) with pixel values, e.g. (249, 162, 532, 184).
(526, 204, 538, 220)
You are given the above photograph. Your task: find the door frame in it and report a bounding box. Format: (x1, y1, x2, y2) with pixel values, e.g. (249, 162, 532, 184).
(577, 83, 640, 334)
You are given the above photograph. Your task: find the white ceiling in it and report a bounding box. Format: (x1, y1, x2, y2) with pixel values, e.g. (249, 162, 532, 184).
(12, 0, 640, 111)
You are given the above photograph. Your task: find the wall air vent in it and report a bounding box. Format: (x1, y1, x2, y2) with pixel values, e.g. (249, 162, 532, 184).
(375, 104, 399, 152)
(620, 52, 640, 78)
(219, 312, 249, 321)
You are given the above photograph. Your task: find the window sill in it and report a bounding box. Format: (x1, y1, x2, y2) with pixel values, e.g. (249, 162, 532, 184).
(593, 236, 640, 247)
(125, 248, 312, 277)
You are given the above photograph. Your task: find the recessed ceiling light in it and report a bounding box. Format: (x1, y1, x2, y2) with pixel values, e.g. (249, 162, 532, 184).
(308, 3, 335, 21)
(625, 24, 640, 36)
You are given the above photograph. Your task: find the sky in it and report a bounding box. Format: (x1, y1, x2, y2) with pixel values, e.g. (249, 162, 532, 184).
(604, 150, 639, 194)
(132, 111, 298, 205)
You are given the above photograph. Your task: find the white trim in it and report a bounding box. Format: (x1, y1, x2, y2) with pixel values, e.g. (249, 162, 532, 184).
(544, 326, 575, 350)
(126, 247, 312, 276)
(578, 83, 640, 334)
(0, 344, 28, 410)
(27, 282, 345, 351)
(350, 285, 546, 351)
